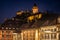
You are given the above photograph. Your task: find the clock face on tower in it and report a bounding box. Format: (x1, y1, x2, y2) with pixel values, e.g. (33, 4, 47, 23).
(58, 17, 60, 23)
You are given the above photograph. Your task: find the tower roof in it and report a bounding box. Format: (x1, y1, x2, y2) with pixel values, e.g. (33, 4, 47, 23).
(33, 3, 37, 7)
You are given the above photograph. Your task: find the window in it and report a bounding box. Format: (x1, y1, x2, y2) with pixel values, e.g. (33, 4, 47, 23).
(35, 15, 38, 18)
(2, 27, 4, 29)
(59, 34, 60, 39)
(6, 27, 8, 29)
(12, 18, 14, 20)
(51, 29, 53, 32)
(41, 29, 44, 31)
(6, 35, 9, 37)
(41, 34, 46, 39)
(57, 17, 60, 23)
(13, 28, 15, 29)
(23, 30, 35, 40)
(9, 28, 11, 29)
(45, 33, 49, 39)
(16, 28, 18, 30)
(54, 28, 56, 31)
(51, 33, 56, 39)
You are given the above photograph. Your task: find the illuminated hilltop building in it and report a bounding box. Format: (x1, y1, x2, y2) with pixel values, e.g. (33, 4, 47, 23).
(0, 3, 60, 40)
(32, 3, 39, 14)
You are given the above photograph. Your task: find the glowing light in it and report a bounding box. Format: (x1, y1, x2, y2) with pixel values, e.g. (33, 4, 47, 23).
(44, 31, 51, 33)
(35, 14, 42, 19)
(58, 17, 60, 23)
(35, 30, 38, 40)
(38, 14, 42, 19)
(28, 16, 34, 21)
(32, 5, 38, 14)
(13, 33, 18, 40)
(17, 11, 23, 15)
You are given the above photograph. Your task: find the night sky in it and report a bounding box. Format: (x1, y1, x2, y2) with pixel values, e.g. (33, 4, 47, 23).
(0, 0, 60, 23)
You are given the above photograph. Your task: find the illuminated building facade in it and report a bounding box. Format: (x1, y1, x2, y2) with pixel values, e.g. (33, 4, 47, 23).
(40, 25, 60, 40)
(20, 25, 60, 40)
(0, 3, 60, 40)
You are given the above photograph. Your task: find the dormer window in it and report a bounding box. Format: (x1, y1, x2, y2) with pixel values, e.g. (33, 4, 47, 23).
(13, 28, 15, 29)
(16, 11, 23, 16)
(2, 27, 4, 29)
(6, 27, 8, 29)
(9, 28, 11, 29)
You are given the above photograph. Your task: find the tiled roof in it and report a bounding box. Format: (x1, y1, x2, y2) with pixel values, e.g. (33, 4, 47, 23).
(1, 12, 60, 30)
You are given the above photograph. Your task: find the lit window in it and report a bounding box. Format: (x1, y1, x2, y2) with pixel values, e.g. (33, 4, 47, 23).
(51, 29, 53, 32)
(16, 28, 18, 30)
(57, 17, 60, 23)
(45, 33, 49, 39)
(54, 28, 56, 31)
(13, 28, 15, 29)
(12, 18, 14, 20)
(9, 28, 11, 29)
(51, 33, 56, 39)
(6, 27, 8, 29)
(16, 19, 19, 20)
(2, 27, 4, 29)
